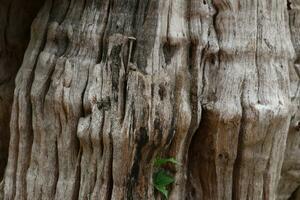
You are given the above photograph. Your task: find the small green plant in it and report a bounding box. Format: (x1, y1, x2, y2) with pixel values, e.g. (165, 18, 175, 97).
(153, 157, 179, 199)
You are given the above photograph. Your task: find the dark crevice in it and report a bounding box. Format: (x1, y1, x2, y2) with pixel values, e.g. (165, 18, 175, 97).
(232, 76, 246, 200)
(3, 1, 13, 50)
(120, 77, 128, 122)
(163, 42, 178, 65)
(72, 148, 82, 200)
(287, 0, 292, 10)
(158, 83, 167, 101)
(107, 120, 114, 200)
(81, 66, 90, 117)
(52, 139, 59, 198)
(232, 117, 245, 200)
(127, 127, 149, 200)
(289, 186, 300, 200)
(187, 110, 214, 200)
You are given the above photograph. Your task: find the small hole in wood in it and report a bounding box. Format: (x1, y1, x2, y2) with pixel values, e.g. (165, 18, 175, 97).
(211, 57, 215, 65)
(218, 152, 229, 161)
(158, 83, 167, 100)
(163, 42, 178, 65)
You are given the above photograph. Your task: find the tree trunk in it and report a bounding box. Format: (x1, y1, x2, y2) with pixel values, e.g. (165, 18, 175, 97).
(0, 0, 299, 200)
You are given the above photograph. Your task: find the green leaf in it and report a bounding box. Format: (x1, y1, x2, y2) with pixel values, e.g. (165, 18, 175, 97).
(153, 157, 178, 199)
(153, 170, 174, 186)
(153, 170, 175, 199)
(154, 157, 180, 167)
(154, 184, 168, 199)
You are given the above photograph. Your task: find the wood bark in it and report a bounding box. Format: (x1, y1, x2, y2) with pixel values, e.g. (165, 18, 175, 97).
(0, 0, 299, 200)
(0, 0, 44, 180)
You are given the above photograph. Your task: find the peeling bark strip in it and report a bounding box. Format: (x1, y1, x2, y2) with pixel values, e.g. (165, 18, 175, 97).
(1, 0, 299, 200)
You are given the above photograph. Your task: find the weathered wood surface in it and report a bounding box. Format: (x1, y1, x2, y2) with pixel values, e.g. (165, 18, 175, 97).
(0, 0, 44, 180)
(0, 0, 299, 199)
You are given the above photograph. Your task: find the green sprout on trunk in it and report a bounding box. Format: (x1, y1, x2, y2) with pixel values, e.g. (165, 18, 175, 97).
(153, 157, 180, 199)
